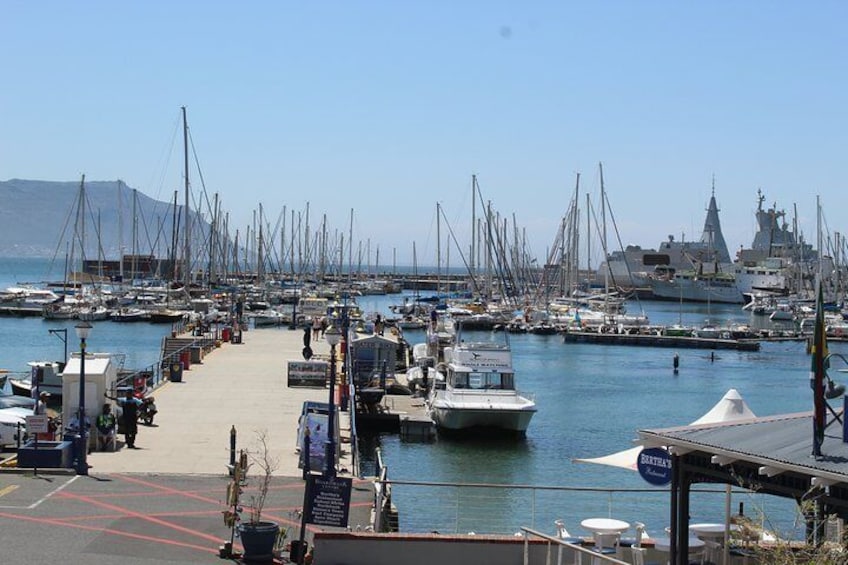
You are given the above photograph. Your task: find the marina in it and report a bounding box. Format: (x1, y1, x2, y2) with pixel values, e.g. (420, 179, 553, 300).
(0, 256, 847, 564)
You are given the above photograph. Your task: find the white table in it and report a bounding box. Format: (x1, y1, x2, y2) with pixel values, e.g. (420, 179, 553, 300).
(652, 536, 705, 552)
(688, 523, 742, 565)
(689, 522, 739, 538)
(652, 536, 705, 565)
(580, 518, 629, 563)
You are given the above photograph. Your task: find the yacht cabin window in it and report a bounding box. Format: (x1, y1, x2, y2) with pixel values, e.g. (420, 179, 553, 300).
(453, 371, 514, 390)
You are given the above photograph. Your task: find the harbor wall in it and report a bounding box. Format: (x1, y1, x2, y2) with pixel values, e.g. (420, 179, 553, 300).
(313, 533, 557, 564)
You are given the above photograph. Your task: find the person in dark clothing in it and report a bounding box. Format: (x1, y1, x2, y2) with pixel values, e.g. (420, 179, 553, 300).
(106, 389, 143, 448)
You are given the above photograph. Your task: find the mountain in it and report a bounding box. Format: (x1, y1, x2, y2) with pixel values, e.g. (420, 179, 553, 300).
(0, 179, 197, 259)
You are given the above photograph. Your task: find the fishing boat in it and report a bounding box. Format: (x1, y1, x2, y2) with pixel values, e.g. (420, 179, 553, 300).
(427, 324, 536, 435)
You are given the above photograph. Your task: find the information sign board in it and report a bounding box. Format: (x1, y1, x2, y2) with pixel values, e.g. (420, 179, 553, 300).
(287, 360, 328, 387)
(26, 415, 49, 434)
(305, 475, 353, 528)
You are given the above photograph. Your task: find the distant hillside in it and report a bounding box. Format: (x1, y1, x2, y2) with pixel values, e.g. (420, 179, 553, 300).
(0, 179, 201, 259)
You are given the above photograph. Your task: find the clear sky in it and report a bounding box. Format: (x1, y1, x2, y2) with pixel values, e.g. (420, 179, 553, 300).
(2, 1, 846, 268)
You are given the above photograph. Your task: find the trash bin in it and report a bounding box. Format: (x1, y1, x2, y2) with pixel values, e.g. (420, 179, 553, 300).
(170, 361, 183, 383)
(289, 541, 307, 563)
(231, 331, 242, 345)
(180, 350, 191, 371)
(190, 346, 202, 364)
(222, 326, 231, 342)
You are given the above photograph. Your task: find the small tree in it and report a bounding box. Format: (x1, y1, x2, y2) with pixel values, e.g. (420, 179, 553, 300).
(244, 430, 280, 524)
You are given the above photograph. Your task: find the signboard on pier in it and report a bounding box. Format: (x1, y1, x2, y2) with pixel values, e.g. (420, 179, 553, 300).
(287, 361, 328, 387)
(305, 474, 353, 528)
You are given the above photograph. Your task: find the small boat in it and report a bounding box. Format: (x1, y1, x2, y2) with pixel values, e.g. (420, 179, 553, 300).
(8, 361, 65, 399)
(110, 307, 148, 322)
(250, 309, 286, 328)
(427, 324, 536, 435)
(148, 309, 187, 324)
(78, 305, 110, 321)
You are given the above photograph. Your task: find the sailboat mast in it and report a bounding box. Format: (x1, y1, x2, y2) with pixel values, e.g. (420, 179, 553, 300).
(132, 188, 138, 280)
(118, 180, 124, 281)
(599, 163, 610, 308)
(182, 106, 191, 286)
(348, 208, 354, 281)
(170, 190, 179, 282)
(471, 175, 477, 275)
(436, 202, 441, 298)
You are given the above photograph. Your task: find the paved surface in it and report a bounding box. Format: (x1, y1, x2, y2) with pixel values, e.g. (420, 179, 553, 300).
(0, 325, 372, 564)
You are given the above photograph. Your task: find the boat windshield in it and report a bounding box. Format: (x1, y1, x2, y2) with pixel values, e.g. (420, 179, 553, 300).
(453, 371, 514, 390)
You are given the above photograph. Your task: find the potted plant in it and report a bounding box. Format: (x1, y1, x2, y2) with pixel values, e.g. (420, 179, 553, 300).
(232, 431, 281, 562)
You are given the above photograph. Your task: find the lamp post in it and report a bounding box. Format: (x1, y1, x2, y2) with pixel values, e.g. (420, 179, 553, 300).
(324, 326, 341, 477)
(75, 321, 92, 475)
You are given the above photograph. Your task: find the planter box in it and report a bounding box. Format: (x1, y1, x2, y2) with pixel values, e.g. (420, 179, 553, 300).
(17, 440, 73, 468)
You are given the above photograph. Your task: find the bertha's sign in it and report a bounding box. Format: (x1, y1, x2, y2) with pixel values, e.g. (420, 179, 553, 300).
(637, 447, 672, 486)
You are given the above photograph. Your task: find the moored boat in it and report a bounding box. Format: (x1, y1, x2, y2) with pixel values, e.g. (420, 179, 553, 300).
(427, 324, 536, 435)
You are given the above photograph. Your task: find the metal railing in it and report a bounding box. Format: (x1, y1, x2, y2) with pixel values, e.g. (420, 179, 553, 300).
(519, 526, 630, 565)
(375, 478, 749, 537)
(113, 328, 217, 393)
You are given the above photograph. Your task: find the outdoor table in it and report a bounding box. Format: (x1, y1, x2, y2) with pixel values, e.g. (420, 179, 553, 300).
(580, 518, 629, 563)
(652, 536, 705, 565)
(689, 522, 739, 540)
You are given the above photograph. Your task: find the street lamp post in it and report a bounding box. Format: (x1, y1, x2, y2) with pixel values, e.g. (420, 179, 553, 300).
(75, 321, 92, 475)
(324, 326, 341, 477)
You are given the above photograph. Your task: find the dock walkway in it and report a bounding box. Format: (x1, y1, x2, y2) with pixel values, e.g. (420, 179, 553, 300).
(89, 325, 353, 476)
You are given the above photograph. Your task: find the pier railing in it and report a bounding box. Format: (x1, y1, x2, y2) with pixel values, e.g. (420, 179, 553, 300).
(377, 478, 752, 537)
(113, 325, 219, 393)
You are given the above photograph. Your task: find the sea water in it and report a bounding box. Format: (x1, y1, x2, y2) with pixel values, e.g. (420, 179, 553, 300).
(354, 293, 838, 540)
(0, 258, 837, 538)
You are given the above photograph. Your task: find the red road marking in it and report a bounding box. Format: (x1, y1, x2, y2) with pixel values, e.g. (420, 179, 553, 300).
(0, 510, 218, 554)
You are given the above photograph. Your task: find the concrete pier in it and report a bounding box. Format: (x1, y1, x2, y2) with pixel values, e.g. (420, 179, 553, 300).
(88, 325, 354, 477)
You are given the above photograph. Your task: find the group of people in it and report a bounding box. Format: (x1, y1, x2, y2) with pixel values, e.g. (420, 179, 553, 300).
(61, 389, 143, 451)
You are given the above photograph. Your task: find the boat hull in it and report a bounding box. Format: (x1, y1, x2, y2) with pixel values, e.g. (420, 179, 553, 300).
(430, 405, 536, 434)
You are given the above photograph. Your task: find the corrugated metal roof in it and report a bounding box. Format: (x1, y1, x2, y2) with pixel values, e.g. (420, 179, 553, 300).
(638, 410, 848, 481)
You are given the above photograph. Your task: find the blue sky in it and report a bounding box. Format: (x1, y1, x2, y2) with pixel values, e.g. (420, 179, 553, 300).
(2, 1, 846, 267)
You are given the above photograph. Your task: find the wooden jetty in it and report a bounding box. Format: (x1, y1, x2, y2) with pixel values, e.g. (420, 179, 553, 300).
(562, 330, 761, 351)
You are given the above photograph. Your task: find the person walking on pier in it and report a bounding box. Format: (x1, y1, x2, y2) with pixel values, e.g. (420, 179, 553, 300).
(312, 316, 322, 341)
(106, 389, 143, 449)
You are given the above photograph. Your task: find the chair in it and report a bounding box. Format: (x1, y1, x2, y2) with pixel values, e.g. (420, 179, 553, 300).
(620, 521, 649, 548)
(629, 546, 661, 565)
(687, 543, 706, 565)
(701, 539, 722, 565)
(555, 519, 584, 544)
(555, 520, 584, 565)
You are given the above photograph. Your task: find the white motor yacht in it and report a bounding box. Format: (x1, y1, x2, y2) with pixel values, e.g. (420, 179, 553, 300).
(427, 325, 536, 434)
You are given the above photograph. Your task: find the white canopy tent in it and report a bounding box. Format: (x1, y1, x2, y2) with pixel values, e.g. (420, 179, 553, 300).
(573, 388, 756, 469)
(573, 388, 757, 565)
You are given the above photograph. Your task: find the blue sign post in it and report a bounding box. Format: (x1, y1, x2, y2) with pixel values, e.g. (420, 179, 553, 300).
(637, 447, 672, 486)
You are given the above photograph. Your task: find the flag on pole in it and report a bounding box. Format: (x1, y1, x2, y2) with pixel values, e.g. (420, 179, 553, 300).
(811, 279, 828, 457)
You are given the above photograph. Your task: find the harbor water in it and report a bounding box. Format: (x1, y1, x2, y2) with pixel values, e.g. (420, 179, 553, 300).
(0, 257, 839, 540)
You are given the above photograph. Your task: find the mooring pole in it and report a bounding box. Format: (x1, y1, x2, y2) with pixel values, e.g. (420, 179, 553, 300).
(229, 425, 236, 475)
